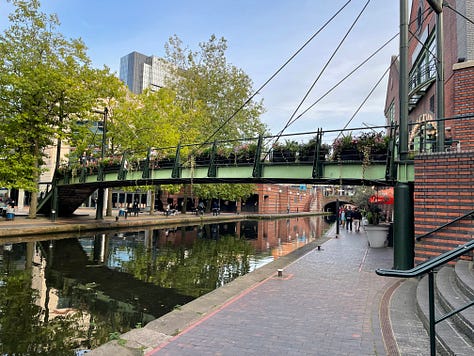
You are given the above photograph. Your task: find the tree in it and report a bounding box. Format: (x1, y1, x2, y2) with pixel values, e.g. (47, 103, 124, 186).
(110, 88, 208, 159)
(164, 34, 267, 143)
(164, 35, 267, 205)
(0, 0, 122, 217)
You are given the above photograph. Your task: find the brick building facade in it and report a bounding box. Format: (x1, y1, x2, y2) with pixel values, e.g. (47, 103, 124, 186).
(385, 0, 474, 263)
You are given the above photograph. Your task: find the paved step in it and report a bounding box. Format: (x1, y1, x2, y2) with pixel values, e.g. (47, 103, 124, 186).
(455, 260, 474, 300)
(390, 278, 431, 355)
(416, 268, 474, 355)
(436, 266, 474, 342)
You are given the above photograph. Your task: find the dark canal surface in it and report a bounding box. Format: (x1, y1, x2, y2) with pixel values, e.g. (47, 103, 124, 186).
(0, 216, 329, 355)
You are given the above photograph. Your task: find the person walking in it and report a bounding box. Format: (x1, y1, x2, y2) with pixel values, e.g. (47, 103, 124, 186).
(345, 206, 353, 231)
(353, 208, 362, 232)
(340, 207, 346, 228)
(132, 199, 139, 216)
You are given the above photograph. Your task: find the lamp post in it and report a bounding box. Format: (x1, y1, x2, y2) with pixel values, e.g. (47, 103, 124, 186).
(92, 107, 108, 220)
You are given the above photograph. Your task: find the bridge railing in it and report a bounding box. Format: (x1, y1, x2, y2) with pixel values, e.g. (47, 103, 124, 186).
(56, 125, 396, 181)
(407, 114, 471, 155)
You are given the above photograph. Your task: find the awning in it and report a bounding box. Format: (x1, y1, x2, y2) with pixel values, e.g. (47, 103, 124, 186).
(369, 188, 394, 205)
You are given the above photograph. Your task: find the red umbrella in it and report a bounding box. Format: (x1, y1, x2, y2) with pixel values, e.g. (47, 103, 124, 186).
(369, 188, 394, 205)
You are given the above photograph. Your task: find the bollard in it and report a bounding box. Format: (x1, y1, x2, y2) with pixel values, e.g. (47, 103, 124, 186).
(277, 269, 283, 277)
(317, 245, 321, 251)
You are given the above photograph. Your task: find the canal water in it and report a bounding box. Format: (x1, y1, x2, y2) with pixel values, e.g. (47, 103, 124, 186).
(0, 216, 329, 355)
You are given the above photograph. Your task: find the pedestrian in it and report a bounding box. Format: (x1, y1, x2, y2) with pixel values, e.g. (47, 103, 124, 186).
(345, 207, 353, 231)
(353, 208, 362, 232)
(132, 199, 139, 216)
(340, 207, 346, 228)
(198, 201, 205, 215)
(212, 201, 219, 216)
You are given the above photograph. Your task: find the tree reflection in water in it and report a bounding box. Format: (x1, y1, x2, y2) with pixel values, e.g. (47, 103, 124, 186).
(0, 271, 87, 355)
(0, 216, 326, 353)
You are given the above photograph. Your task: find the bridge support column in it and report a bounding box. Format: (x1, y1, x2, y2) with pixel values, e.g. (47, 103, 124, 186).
(393, 182, 414, 269)
(96, 187, 105, 220)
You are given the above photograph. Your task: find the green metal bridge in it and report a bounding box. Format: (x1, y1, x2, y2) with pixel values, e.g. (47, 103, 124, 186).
(38, 128, 414, 216)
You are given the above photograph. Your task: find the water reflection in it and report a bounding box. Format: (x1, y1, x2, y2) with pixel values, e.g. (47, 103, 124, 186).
(0, 216, 327, 353)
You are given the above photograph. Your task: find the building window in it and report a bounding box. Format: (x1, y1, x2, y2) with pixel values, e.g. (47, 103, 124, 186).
(409, 35, 436, 91)
(417, 2, 424, 33)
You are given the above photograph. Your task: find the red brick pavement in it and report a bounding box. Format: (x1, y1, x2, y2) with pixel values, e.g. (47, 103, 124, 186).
(147, 225, 395, 356)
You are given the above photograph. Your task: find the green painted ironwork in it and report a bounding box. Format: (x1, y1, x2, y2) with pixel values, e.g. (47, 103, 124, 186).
(312, 129, 323, 178)
(252, 135, 263, 178)
(208, 141, 217, 177)
(79, 166, 87, 183)
(118, 153, 128, 180)
(142, 148, 151, 179)
(172, 144, 181, 178)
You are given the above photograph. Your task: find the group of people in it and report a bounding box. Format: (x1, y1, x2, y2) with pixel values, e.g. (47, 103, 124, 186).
(339, 206, 363, 232)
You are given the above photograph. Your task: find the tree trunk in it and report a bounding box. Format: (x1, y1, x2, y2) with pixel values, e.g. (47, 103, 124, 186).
(28, 145, 40, 219)
(149, 189, 155, 215)
(106, 188, 113, 216)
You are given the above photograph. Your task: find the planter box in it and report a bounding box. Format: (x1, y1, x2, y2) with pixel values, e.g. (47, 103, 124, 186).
(340, 149, 362, 161)
(364, 224, 389, 248)
(271, 149, 296, 163)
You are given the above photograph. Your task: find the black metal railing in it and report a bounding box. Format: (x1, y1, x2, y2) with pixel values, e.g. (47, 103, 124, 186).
(416, 209, 474, 241)
(376, 232, 474, 355)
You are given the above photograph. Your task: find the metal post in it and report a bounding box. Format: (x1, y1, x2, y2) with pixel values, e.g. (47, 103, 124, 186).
(428, 271, 437, 356)
(101, 107, 108, 161)
(399, 0, 409, 161)
(336, 198, 340, 237)
(393, 182, 414, 269)
(51, 181, 58, 222)
(432, 2, 445, 150)
(95, 187, 104, 220)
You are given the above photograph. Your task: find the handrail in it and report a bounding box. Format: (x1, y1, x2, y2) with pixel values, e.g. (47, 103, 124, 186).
(416, 209, 474, 241)
(376, 239, 474, 277)
(376, 229, 474, 356)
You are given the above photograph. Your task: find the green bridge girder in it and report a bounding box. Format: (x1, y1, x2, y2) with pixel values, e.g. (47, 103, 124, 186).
(59, 160, 413, 187)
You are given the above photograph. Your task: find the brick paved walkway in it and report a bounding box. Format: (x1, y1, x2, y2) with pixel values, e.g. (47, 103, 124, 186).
(148, 225, 394, 356)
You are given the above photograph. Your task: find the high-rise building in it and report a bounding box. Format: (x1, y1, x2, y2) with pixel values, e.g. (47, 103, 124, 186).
(119, 51, 172, 94)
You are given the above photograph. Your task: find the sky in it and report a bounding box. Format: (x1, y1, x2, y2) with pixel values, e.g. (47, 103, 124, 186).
(0, 0, 401, 144)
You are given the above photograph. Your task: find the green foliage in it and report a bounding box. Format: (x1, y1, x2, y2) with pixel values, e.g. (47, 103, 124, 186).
(0, 271, 87, 354)
(192, 183, 255, 201)
(0, 0, 122, 195)
(164, 34, 267, 141)
(351, 186, 382, 224)
(121, 234, 255, 298)
(110, 88, 206, 156)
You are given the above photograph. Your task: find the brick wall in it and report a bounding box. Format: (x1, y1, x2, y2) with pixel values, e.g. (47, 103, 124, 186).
(453, 62, 474, 150)
(414, 151, 474, 264)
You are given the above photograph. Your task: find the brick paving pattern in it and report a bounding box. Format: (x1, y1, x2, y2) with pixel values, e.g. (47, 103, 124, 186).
(149, 226, 394, 356)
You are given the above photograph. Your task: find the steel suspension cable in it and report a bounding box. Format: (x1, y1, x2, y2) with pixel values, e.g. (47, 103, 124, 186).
(271, 0, 371, 146)
(283, 3, 432, 136)
(197, 0, 353, 148)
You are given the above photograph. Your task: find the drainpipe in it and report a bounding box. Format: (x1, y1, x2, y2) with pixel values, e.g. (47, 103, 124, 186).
(427, 0, 445, 151)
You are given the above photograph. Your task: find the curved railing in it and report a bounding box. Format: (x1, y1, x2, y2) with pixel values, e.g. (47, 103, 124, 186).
(376, 235, 474, 356)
